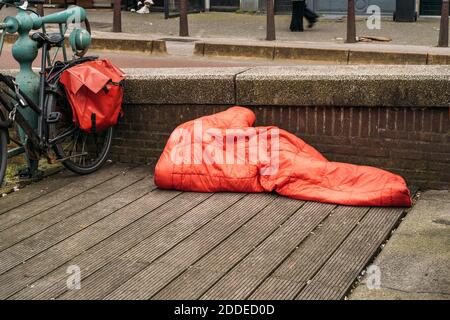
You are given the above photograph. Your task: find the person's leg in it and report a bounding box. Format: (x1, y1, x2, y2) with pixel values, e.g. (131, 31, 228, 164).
(125, 0, 134, 10)
(290, 1, 305, 32)
(304, 8, 316, 22)
(304, 7, 318, 27)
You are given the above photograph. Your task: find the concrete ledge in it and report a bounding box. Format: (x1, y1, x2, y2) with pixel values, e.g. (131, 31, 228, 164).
(194, 41, 450, 65)
(89, 37, 167, 54)
(123, 67, 247, 105)
(428, 53, 450, 65)
(235, 66, 450, 107)
(193, 42, 205, 55)
(5, 33, 167, 54)
(274, 45, 349, 64)
(348, 50, 427, 65)
(201, 42, 275, 60)
(123, 66, 450, 107)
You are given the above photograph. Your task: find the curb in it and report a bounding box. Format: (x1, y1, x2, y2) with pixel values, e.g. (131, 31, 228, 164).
(275, 46, 348, 64)
(89, 37, 167, 54)
(201, 42, 275, 60)
(348, 50, 427, 65)
(195, 42, 450, 65)
(4, 34, 167, 55)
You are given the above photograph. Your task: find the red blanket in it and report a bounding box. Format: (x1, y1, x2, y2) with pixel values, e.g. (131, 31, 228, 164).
(155, 107, 411, 207)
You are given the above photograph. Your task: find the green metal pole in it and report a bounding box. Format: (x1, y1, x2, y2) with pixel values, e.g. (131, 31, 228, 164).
(12, 8, 40, 177)
(4, 5, 88, 178)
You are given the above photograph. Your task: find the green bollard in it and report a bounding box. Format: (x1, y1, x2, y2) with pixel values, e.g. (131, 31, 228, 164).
(11, 8, 41, 178)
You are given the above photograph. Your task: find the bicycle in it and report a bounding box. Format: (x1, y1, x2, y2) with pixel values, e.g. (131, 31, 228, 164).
(0, 1, 113, 186)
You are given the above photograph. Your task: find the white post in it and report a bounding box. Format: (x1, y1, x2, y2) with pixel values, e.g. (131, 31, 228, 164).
(205, 0, 210, 11)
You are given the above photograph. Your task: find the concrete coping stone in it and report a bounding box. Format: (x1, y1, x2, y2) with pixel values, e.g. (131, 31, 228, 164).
(122, 65, 450, 107)
(235, 65, 450, 107)
(123, 67, 248, 105)
(3, 66, 449, 107)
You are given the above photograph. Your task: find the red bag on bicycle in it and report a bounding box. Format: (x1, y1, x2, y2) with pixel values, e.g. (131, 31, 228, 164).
(59, 59, 126, 133)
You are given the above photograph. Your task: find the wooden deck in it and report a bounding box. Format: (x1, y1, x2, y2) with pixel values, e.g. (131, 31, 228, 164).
(0, 164, 409, 300)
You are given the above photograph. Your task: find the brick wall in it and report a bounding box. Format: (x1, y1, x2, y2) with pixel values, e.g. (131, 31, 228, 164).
(111, 104, 450, 190)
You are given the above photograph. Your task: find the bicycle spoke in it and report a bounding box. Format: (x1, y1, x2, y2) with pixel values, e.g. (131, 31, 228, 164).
(81, 134, 87, 167)
(71, 131, 80, 162)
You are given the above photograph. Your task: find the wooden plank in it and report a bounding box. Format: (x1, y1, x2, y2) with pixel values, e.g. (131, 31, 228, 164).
(295, 207, 405, 300)
(0, 166, 150, 253)
(10, 191, 213, 299)
(249, 277, 304, 300)
(0, 163, 134, 232)
(105, 194, 277, 300)
(0, 188, 182, 299)
(0, 170, 76, 215)
(0, 176, 155, 275)
(54, 193, 244, 300)
(153, 197, 305, 300)
(200, 202, 335, 300)
(120, 193, 246, 264)
(154, 267, 223, 300)
(58, 258, 149, 300)
(249, 205, 370, 300)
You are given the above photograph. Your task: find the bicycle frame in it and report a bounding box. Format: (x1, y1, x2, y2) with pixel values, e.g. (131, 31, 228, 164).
(0, 75, 42, 159)
(0, 2, 91, 176)
(0, 43, 97, 162)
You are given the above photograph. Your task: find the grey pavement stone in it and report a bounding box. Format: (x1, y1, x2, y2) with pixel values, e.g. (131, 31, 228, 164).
(420, 190, 450, 203)
(350, 192, 450, 300)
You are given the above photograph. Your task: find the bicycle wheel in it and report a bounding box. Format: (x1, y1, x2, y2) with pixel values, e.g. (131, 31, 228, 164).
(51, 88, 113, 175)
(0, 127, 6, 186)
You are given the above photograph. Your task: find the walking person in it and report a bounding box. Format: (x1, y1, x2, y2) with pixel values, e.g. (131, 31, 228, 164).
(290, 0, 318, 32)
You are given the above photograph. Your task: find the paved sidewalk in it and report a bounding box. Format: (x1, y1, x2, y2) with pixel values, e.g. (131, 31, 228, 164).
(350, 191, 450, 300)
(0, 8, 446, 46)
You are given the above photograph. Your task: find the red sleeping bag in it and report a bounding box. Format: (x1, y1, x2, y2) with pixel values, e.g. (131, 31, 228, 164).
(60, 59, 126, 133)
(155, 107, 411, 207)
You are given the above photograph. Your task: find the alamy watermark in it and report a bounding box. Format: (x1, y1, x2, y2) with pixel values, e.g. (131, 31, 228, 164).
(366, 5, 382, 30)
(365, 264, 381, 289)
(66, 265, 81, 290)
(169, 120, 280, 175)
